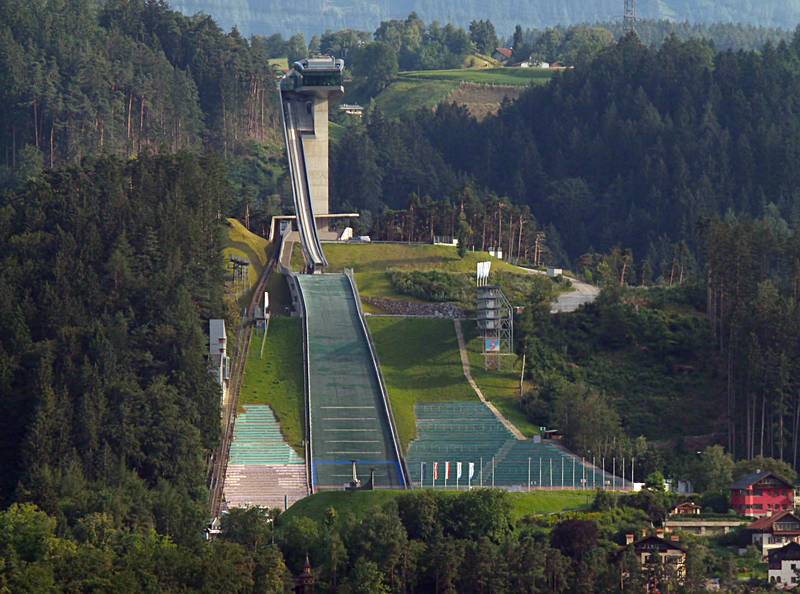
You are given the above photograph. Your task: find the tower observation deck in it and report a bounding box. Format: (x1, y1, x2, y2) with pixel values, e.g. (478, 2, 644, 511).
(279, 57, 344, 272)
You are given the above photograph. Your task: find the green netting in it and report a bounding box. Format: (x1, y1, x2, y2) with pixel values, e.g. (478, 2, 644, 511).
(229, 405, 304, 466)
(297, 274, 404, 488)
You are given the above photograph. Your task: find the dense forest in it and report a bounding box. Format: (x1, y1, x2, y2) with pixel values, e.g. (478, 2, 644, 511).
(0, 0, 281, 181)
(336, 32, 800, 274)
(0, 154, 227, 530)
(170, 0, 800, 39)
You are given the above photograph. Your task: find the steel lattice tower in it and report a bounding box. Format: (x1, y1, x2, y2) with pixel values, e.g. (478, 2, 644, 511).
(623, 0, 637, 34)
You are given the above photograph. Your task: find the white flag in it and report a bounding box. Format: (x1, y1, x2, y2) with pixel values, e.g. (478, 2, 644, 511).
(456, 462, 463, 480)
(468, 462, 475, 480)
(445, 461, 450, 480)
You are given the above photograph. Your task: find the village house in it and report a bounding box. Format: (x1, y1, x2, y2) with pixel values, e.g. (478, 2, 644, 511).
(670, 501, 702, 516)
(617, 533, 687, 592)
(747, 510, 800, 557)
(731, 471, 794, 518)
(492, 47, 513, 63)
(768, 542, 800, 589)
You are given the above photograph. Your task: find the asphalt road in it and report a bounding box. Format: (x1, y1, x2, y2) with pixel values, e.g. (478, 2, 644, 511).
(549, 276, 600, 313)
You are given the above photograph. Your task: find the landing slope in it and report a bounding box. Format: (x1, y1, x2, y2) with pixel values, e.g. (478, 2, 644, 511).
(297, 274, 405, 489)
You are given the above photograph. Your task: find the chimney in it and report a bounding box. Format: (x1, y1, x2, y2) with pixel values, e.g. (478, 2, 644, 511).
(626, 533, 635, 545)
(656, 528, 664, 538)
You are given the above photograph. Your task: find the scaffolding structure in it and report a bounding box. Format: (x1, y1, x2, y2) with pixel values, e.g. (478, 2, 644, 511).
(229, 256, 250, 296)
(476, 285, 514, 370)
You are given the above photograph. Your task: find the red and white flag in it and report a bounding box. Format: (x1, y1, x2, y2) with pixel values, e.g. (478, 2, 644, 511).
(433, 462, 439, 481)
(445, 461, 451, 480)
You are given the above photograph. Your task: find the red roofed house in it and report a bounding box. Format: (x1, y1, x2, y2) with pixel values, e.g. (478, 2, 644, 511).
(748, 511, 800, 557)
(493, 47, 513, 62)
(731, 471, 794, 518)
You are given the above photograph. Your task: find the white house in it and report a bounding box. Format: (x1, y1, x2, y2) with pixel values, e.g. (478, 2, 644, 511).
(547, 267, 563, 278)
(769, 542, 800, 589)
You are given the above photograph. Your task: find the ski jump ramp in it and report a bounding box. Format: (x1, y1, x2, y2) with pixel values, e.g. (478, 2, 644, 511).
(280, 58, 407, 490)
(296, 273, 407, 489)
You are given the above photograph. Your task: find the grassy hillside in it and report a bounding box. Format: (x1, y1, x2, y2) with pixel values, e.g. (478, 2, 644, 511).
(373, 79, 460, 118)
(239, 317, 304, 453)
(223, 218, 270, 292)
(281, 489, 590, 524)
(368, 318, 475, 451)
(373, 68, 554, 119)
(398, 67, 555, 86)
(462, 322, 538, 437)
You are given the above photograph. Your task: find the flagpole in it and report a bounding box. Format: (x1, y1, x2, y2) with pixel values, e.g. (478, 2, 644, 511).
(480, 457, 483, 487)
(561, 457, 564, 489)
(572, 457, 576, 488)
(539, 457, 542, 489)
(632, 457, 635, 489)
(491, 456, 495, 488)
(601, 457, 605, 490)
(444, 461, 448, 489)
(420, 462, 423, 489)
(528, 457, 531, 492)
(612, 457, 616, 490)
(549, 458, 553, 488)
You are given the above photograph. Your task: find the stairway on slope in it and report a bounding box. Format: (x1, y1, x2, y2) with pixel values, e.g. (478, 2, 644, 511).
(223, 405, 308, 510)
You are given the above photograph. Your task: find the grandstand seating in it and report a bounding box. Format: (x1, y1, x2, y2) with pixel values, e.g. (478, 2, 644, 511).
(223, 405, 308, 510)
(406, 402, 624, 489)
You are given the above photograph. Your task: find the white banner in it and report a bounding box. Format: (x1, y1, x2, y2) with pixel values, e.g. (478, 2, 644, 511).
(468, 462, 475, 480)
(456, 462, 463, 480)
(445, 461, 450, 480)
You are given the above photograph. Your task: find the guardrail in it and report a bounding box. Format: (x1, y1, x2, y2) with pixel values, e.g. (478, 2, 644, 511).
(344, 268, 410, 488)
(289, 271, 315, 494)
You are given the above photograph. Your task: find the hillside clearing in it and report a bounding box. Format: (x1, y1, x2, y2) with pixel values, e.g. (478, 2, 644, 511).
(223, 218, 270, 294)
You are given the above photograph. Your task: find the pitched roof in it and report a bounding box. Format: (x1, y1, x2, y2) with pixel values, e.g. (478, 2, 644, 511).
(730, 471, 792, 490)
(747, 510, 800, 532)
(768, 542, 800, 563)
(615, 535, 687, 559)
(494, 47, 513, 59)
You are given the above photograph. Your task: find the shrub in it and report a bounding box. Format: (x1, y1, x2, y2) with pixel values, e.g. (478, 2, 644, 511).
(389, 270, 471, 302)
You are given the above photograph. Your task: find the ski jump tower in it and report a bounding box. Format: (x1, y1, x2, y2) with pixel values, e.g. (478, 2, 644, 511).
(279, 57, 344, 272)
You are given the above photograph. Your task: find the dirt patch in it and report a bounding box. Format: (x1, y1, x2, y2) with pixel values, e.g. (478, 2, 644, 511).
(445, 83, 524, 120)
